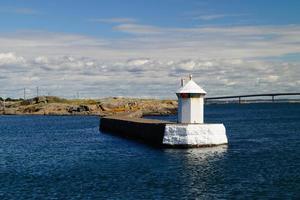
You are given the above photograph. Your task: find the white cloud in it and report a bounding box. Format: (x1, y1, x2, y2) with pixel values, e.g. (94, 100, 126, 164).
(0, 7, 40, 15)
(0, 52, 25, 66)
(0, 23, 300, 98)
(89, 18, 137, 23)
(192, 14, 230, 20)
(176, 60, 196, 71)
(127, 58, 150, 66)
(34, 56, 48, 64)
(266, 75, 279, 82)
(113, 24, 163, 35)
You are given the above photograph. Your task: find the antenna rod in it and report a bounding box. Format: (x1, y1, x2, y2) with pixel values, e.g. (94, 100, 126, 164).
(181, 79, 185, 86)
(3, 98, 5, 113)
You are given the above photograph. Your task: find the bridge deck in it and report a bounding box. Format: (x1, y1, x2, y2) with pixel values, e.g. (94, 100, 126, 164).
(206, 92, 300, 100)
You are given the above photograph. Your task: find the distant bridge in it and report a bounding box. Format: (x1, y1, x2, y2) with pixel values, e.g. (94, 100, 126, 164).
(205, 92, 300, 103)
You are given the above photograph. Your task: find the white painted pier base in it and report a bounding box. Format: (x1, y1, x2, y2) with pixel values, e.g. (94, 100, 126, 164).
(163, 123, 228, 147)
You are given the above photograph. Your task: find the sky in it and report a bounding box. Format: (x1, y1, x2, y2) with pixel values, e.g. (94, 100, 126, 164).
(0, 0, 300, 99)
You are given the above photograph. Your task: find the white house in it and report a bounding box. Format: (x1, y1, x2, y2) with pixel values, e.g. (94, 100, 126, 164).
(176, 75, 206, 124)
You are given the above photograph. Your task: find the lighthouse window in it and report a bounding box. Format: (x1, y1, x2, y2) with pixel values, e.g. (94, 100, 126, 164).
(180, 93, 201, 98)
(180, 93, 189, 98)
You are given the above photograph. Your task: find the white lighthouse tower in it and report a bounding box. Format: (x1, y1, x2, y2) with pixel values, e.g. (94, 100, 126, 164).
(162, 75, 228, 147)
(176, 75, 206, 124)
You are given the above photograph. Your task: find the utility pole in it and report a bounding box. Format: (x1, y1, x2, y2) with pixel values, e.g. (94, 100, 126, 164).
(36, 86, 39, 97)
(3, 98, 5, 113)
(23, 88, 26, 100)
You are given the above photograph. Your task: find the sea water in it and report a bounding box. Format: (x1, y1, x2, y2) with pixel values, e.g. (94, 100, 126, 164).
(0, 103, 299, 199)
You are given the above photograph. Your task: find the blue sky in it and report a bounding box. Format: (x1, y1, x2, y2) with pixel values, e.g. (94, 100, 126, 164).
(1, 0, 300, 35)
(0, 0, 300, 98)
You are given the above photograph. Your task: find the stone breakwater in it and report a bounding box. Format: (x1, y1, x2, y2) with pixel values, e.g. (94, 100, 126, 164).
(100, 116, 228, 148)
(0, 96, 177, 116)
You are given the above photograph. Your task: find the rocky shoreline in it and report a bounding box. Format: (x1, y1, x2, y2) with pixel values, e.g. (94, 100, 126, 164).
(0, 96, 177, 117)
(1, 96, 298, 117)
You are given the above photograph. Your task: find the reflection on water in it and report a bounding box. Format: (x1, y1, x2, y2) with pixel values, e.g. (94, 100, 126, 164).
(164, 145, 228, 163)
(163, 146, 228, 199)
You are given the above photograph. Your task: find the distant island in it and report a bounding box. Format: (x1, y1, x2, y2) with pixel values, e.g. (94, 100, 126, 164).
(0, 96, 177, 117)
(0, 96, 299, 116)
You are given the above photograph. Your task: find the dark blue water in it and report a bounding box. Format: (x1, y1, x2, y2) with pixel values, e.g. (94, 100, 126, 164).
(0, 103, 299, 199)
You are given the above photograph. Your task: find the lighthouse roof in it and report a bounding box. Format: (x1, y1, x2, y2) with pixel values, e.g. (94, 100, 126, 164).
(176, 79, 206, 94)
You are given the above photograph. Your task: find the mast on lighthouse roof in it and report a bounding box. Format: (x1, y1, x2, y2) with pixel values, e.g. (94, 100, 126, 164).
(176, 75, 206, 124)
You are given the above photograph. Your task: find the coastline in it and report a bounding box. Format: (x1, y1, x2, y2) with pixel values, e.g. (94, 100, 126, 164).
(1, 96, 299, 117)
(0, 96, 177, 117)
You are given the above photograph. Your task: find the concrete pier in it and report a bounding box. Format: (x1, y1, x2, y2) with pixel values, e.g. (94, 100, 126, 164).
(100, 116, 171, 146)
(100, 116, 227, 148)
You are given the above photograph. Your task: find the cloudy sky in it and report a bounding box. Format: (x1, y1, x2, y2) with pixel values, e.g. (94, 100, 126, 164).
(0, 0, 300, 99)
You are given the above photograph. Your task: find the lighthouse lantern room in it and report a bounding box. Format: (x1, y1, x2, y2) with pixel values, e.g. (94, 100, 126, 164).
(176, 75, 206, 124)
